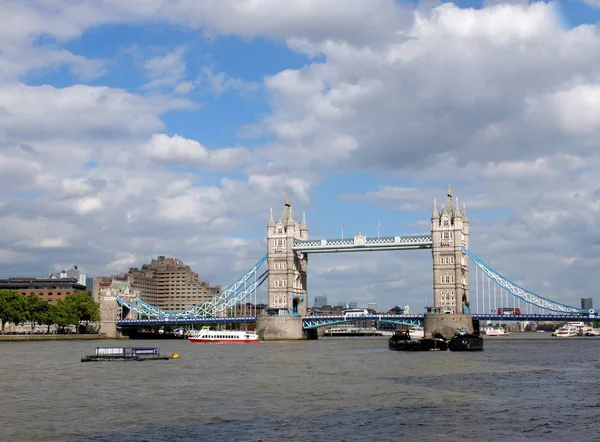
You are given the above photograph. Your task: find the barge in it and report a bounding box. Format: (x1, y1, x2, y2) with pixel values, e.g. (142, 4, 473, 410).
(388, 320, 484, 352)
(81, 347, 180, 362)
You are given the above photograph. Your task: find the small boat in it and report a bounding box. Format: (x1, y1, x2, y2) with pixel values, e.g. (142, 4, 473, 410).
(81, 347, 178, 362)
(188, 326, 259, 343)
(485, 328, 510, 337)
(449, 330, 484, 351)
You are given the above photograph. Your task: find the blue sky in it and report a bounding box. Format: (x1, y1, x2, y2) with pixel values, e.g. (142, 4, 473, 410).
(1, 0, 600, 311)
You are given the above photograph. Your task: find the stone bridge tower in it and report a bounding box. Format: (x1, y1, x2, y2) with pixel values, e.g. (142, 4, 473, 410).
(266, 199, 308, 316)
(431, 186, 469, 314)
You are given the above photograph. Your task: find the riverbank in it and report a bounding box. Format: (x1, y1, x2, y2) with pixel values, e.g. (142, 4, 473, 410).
(0, 334, 129, 341)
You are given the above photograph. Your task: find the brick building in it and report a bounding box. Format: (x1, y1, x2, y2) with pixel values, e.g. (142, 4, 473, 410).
(0, 278, 88, 305)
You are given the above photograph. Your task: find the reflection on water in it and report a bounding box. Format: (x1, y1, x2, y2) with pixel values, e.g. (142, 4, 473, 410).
(1, 335, 599, 441)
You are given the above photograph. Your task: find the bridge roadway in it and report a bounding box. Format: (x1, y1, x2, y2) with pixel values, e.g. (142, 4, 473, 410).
(116, 313, 599, 329)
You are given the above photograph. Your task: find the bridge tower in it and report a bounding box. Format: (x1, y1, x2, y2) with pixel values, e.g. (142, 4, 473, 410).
(431, 186, 469, 314)
(257, 199, 312, 340)
(266, 199, 309, 316)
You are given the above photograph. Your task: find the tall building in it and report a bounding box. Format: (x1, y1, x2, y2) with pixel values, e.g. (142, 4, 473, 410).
(581, 298, 593, 310)
(126, 256, 221, 311)
(314, 295, 328, 307)
(49, 265, 88, 288)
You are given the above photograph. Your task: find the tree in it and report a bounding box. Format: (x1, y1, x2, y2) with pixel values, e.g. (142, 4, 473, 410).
(53, 299, 79, 332)
(0, 290, 27, 333)
(64, 292, 100, 325)
(39, 304, 58, 334)
(24, 293, 49, 332)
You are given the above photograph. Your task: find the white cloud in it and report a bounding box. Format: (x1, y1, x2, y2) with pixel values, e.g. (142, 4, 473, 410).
(583, 0, 600, 7)
(200, 67, 260, 95)
(143, 47, 188, 90)
(143, 134, 251, 169)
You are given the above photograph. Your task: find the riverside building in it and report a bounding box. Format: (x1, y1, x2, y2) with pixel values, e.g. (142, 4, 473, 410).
(126, 256, 221, 312)
(0, 277, 88, 304)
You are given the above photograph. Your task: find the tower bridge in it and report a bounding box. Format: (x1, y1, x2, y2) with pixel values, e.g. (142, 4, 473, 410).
(108, 187, 593, 339)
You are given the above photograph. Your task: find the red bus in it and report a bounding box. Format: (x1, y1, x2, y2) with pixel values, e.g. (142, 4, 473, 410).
(498, 307, 521, 315)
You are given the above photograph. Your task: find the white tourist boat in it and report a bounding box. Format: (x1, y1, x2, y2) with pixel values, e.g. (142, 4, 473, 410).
(188, 326, 259, 343)
(485, 328, 510, 337)
(551, 325, 579, 337)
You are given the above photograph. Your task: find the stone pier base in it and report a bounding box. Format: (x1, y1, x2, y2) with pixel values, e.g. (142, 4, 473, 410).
(99, 321, 121, 339)
(423, 313, 473, 340)
(256, 316, 313, 340)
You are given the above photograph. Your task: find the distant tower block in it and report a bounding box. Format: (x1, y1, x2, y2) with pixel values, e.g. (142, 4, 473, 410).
(266, 199, 308, 317)
(430, 186, 469, 314)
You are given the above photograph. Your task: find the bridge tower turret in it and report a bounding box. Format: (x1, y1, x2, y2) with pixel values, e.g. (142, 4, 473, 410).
(431, 186, 469, 314)
(266, 199, 308, 317)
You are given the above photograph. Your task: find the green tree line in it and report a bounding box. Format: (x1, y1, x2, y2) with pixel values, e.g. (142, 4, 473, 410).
(0, 290, 100, 333)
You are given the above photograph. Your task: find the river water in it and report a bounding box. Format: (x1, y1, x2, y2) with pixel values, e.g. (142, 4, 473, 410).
(1, 334, 599, 441)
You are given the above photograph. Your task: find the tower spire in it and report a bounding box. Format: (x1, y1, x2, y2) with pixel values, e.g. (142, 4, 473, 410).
(301, 211, 307, 230)
(268, 207, 274, 226)
(432, 198, 439, 219)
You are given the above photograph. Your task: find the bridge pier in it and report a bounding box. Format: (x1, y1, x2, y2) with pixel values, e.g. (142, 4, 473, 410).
(256, 316, 316, 340)
(423, 313, 474, 339)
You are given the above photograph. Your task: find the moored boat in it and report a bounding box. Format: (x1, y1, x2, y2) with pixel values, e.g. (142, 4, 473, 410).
(551, 325, 578, 337)
(388, 330, 448, 351)
(485, 328, 510, 337)
(448, 330, 484, 351)
(81, 347, 178, 362)
(188, 326, 260, 343)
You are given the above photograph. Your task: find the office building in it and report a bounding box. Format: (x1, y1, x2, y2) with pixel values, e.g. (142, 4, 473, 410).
(126, 256, 221, 311)
(314, 295, 328, 308)
(49, 265, 88, 288)
(581, 298, 593, 310)
(0, 277, 88, 305)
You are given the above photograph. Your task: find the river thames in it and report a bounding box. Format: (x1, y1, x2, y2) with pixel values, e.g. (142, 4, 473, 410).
(1, 333, 599, 441)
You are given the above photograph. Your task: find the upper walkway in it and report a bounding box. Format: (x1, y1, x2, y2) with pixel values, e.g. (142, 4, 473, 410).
(292, 234, 432, 253)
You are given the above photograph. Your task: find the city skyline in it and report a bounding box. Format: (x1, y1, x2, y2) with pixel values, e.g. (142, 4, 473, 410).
(1, 1, 600, 311)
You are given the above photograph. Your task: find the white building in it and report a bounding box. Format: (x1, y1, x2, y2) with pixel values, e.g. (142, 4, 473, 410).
(49, 265, 87, 288)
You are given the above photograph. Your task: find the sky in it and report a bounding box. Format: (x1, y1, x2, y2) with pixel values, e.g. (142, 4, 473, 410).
(2, 0, 600, 312)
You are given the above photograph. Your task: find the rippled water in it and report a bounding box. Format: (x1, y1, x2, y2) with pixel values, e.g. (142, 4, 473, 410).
(1, 334, 599, 441)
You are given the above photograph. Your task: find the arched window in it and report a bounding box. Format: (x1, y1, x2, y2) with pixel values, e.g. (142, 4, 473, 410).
(57, 292, 62, 296)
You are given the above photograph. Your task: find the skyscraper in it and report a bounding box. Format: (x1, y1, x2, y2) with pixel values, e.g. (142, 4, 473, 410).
(314, 295, 328, 307)
(581, 298, 593, 310)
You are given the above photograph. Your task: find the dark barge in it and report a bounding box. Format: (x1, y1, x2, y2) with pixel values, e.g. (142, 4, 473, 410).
(388, 330, 448, 351)
(81, 347, 180, 362)
(388, 319, 483, 352)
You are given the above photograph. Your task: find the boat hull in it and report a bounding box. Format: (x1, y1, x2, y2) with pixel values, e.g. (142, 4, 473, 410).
(448, 335, 484, 351)
(388, 333, 448, 351)
(188, 338, 259, 343)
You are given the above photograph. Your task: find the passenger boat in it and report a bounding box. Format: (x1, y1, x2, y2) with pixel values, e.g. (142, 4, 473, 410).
(81, 347, 179, 362)
(485, 328, 510, 337)
(188, 326, 259, 343)
(551, 325, 579, 337)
